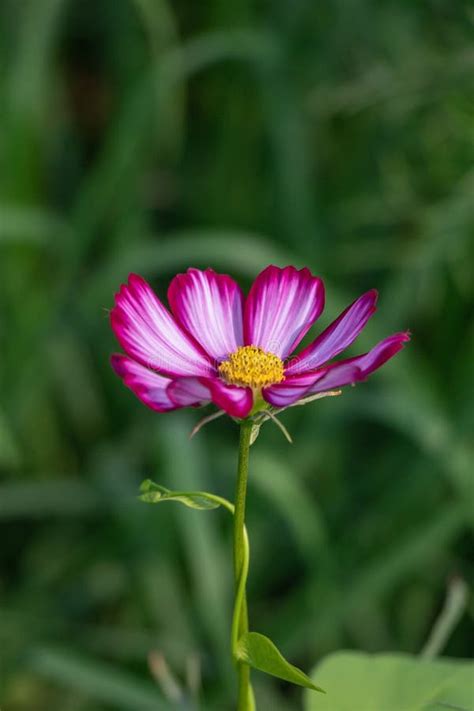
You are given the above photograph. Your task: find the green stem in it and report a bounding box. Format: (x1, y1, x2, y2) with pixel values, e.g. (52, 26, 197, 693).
(231, 523, 249, 655)
(233, 420, 254, 710)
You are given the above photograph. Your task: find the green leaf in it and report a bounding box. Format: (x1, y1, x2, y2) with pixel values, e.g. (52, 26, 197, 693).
(249, 423, 261, 445)
(304, 652, 474, 711)
(237, 632, 324, 692)
(139, 479, 220, 510)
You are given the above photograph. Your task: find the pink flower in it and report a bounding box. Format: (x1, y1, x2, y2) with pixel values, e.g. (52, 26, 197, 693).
(110, 266, 409, 419)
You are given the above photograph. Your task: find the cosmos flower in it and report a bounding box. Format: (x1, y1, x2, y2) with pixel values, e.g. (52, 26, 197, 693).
(110, 266, 409, 419)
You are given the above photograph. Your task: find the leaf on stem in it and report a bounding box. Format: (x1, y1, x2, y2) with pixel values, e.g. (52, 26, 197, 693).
(250, 423, 261, 446)
(236, 632, 324, 692)
(139, 480, 220, 510)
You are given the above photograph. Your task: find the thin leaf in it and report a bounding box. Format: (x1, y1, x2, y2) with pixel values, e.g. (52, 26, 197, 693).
(28, 646, 173, 710)
(262, 410, 293, 443)
(421, 578, 468, 659)
(250, 423, 261, 446)
(139, 480, 220, 510)
(237, 632, 324, 692)
(190, 410, 225, 438)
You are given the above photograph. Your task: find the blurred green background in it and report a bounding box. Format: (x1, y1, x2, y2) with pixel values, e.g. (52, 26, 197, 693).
(1, 0, 473, 709)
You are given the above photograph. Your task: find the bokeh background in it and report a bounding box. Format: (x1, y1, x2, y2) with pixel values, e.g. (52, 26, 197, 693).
(1, 1, 473, 709)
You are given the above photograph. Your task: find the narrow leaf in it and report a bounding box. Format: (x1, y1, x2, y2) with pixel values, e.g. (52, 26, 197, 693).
(139, 480, 220, 510)
(29, 646, 172, 710)
(237, 632, 324, 692)
(261, 410, 293, 443)
(250, 423, 261, 446)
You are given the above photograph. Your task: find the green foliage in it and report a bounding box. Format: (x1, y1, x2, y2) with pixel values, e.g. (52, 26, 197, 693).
(237, 632, 324, 693)
(304, 652, 474, 711)
(139, 480, 222, 510)
(139, 477, 322, 696)
(0, 0, 472, 708)
(28, 647, 175, 710)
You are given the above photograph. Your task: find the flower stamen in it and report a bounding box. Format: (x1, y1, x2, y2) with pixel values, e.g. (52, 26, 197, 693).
(218, 346, 285, 389)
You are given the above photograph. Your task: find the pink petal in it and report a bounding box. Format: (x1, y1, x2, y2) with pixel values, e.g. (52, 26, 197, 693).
(166, 377, 212, 408)
(111, 354, 177, 412)
(263, 331, 410, 408)
(308, 363, 364, 393)
(111, 274, 213, 378)
(299, 332, 409, 398)
(207, 378, 253, 418)
(286, 290, 378, 374)
(340, 331, 411, 377)
(168, 377, 253, 419)
(168, 268, 244, 362)
(244, 265, 325, 358)
(263, 364, 362, 408)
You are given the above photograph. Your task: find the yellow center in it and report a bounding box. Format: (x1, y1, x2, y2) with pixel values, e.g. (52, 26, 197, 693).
(218, 346, 285, 389)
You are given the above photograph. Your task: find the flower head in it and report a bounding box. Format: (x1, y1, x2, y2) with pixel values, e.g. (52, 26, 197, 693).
(110, 266, 409, 420)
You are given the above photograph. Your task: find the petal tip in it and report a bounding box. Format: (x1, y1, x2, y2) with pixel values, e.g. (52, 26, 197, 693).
(390, 330, 412, 346)
(128, 272, 146, 286)
(245, 264, 325, 357)
(110, 353, 126, 376)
